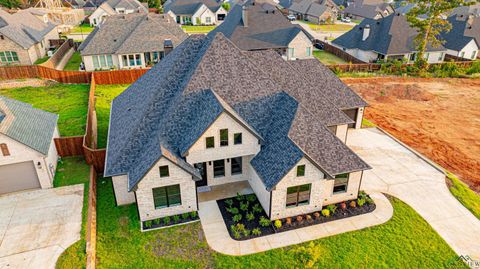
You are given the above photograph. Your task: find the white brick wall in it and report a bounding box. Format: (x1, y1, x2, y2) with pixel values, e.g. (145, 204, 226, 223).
(321, 170, 362, 205)
(287, 31, 314, 60)
(247, 155, 270, 214)
(112, 175, 136, 205)
(335, 124, 348, 142)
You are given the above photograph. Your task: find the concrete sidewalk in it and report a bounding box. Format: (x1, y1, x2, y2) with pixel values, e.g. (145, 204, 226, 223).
(198, 192, 392, 256)
(348, 128, 480, 260)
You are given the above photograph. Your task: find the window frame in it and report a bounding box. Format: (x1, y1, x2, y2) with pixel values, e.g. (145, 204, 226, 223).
(0, 143, 10, 156)
(220, 129, 228, 147)
(296, 164, 305, 177)
(213, 159, 225, 177)
(231, 157, 242, 175)
(286, 184, 311, 208)
(0, 51, 19, 64)
(159, 165, 169, 177)
(333, 174, 349, 194)
(233, 133, 242, 145)
(153, 184, 182, 209)
(205, 136, 215, 149)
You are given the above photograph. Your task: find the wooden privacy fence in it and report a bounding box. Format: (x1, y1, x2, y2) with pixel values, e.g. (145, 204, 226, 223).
(86, 167, 97, 269)
(326, 60, 475, 73)
(315, 40, 366, 64)
(40, 39, 75, 69)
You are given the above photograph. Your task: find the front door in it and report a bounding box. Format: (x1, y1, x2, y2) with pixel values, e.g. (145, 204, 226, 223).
(194, 162, 207, 187)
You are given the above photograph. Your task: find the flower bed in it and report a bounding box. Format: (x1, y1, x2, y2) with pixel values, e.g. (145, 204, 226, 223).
(142, 211, 199, 231)
(217, 191, 376, 240)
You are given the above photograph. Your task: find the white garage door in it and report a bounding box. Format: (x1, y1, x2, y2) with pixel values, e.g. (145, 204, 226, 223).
(0, 161, 41, 195)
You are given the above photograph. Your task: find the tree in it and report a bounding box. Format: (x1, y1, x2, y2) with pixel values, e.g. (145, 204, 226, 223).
(406, 0, 478, 68)
(0, 0, 22, 8)
(221, 2, 230, 11)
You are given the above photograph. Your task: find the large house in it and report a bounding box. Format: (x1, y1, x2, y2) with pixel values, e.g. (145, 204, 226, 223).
(79, 13, 188, 71)
(0, 9, 59, 66)
(332, 13, 447, 63)
(441, 15, 479, 60)
(104, 32, 370, 225)
(164, 0, 228, 25)
(0, 96, 59, 195)
(343, 0, 394, 20)
(288, 0, 339, 24)
(211, 2, 314, 60)
(89, 0, 148, 26)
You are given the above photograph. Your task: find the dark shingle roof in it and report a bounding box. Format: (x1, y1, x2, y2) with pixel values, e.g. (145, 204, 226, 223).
(210, 2, 307, 50)
(289, 0, 334, 17)
(333, 13, 446, 55)
(164, 0, 223, 15)
(0, 96, 58, 155)
(343, 0, 392, 19)
(104, 33, 370, 192)
(441, 15, 480, 51)
(80, 13, 187, 55)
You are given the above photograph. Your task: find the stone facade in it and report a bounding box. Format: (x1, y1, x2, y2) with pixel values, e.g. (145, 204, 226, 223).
(286, 31, 314, 60)
(112, 175, 136, 205)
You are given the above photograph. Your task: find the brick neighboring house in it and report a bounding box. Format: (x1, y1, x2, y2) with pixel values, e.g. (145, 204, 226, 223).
(79, 13, 187, 71)
(332, 13, 447, 63)
(0, 96, 59, 195)
(164, 0, 228, 25)
(441, 15, 480, 60)
(0, 9, 59, 66)
(104, 32, 370, 226)
(88, 0, 148, 26)
(211, 1, 314, 60)
(288, 0, 339, 24)
(343, 0, 394, 20)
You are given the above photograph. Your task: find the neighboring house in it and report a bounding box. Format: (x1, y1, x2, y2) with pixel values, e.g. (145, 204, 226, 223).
(451, 3, 480, 17)
(164, 0, 228, 25)
(104, 32, 370, 226)
(0, 96, 59, 195)
(441, 15, 480, 60)
(79, 13, 188, 71)
(0, 9, 59, 66)
(89, 0, 148, 26)
(332, 13, 447, 63)
(343, 0, 394, 20)
(211, 2, 314, 60)
(288, 0, 339, 24)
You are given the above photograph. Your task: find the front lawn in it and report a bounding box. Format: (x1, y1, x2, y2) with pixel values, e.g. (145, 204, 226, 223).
(313, 50, 347, 65)
(181, 25, 216, 34)
(97, 177, 463, 268)
(0, 84, 89, 136)
(303, 21, 354, 32)
(95, 84, 129, 148)
(54, 157, 91, 269)
(63, 52, 82, 71)
(447, 172, 480, 219)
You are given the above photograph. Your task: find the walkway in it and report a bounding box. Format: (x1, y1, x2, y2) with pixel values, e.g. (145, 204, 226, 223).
(347, 128, 480, 260)
(198, 192, 392, 255)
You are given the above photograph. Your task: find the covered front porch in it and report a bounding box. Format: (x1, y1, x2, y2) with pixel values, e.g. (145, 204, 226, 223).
(197, 180, 253, 202)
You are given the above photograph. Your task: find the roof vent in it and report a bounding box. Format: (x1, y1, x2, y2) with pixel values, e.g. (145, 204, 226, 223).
(113, 39, 117, 42)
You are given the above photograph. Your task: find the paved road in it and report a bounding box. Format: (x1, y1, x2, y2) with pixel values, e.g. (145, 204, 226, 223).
(348, 128, 480, 260)
(0, 185, 83, 269)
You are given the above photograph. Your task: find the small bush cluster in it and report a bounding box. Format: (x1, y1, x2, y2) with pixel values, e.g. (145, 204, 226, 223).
(143, 211, 198, 230)
(224, 194, 270, 239)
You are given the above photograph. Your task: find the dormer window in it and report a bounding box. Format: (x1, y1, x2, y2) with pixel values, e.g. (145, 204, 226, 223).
(296, 165, 305, 177)
(220, 129, 228, 146)
(206, 137, 214, 148)
(0, 143, 10, 156)
(159, 165, 169, 177)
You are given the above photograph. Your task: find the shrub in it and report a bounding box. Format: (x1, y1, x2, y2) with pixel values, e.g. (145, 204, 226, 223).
(366, 196, 374, 205)
(227, 207, 239, 215)
(358, 190, 367, 200)
(163, 216, 171, 225)
(296, 215, 303, 223)
(243, 229, 251, 237)
(190, 211, 198, 218)
(173, 215, 181, 223)
(467, 60, 480, 75)
(246, 212, 255, 221)
(259, 216, 271, 227)
(350, 200, 357, 208)
(286, 217, 292, 225)
(153, 218, 161, 225)
(240, 201, 249, 212)
(236, 192, 244, 201)
(252, 228, 262, 236)
(321, 209, 330, 217)
(246, 194, 257, 202)
(230, 225, 242, 239)
(233, 214, 242, 222)
(274, 219, 282, 229)
(305, 214, 312, 222)
(225, 199, 234, 207)
(144, 220, 152, 228)
(326, 204, 337, 214)
(340, 202, 347, 209)
(313, 212, 320, 219)
(357, 197, 366, 207)
(252, 203, 263, 213)
(291, 242, 322, 268)
(182, 212, 190, 220)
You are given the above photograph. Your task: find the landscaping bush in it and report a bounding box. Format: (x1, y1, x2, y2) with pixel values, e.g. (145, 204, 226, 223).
(243, 229, 251, 237)
(467, 61, 480, 74)
(291, 242, 322, 268)
(274, 220, 282, 229)
(233, 214, 242, 223)
(306, 214, 313, 222)
(190, 211, 198, 218)
(296, 215, 304, 223)
(286, 217, 292, 225)
(227, 207, 239, 214)
(153, 218, 161, 225)
(236, 192, 245, 201)
(246, 212, 255, 221)
(313, 212, 320, 219)
(240, 201, 249, 212)
(252, 228, 262, 236)
(230, 224, 242, 239)
(145, 220, 152, 228)
(321, 209, 330, 217)
(357, 198, 366, 207)
(182, 213, 190, 220)
(173, 215, 181, 223)
(350, 201, 357, 208)
(340, 202, 347, 209)
(225, 199, 234, 207)
(246, 194, 257, 202)
(326, 204, 337, 214)
(259, 216, 271, 227)
(252, 203, 263, 213)
(163, 216, 171, 225)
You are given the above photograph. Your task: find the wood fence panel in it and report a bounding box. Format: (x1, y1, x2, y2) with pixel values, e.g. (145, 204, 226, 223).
(83, 148, 106, 173)
(0, 65, 40, 79)
(54, 136, 84, 157)
(315, 40, 366, 64)
(41, 39, 74, 70)
(92, 69, 149, 84)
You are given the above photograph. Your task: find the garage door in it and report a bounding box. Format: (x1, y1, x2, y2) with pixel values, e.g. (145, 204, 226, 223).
(0, 161, 40, 195)
(343, 108, 358, 128)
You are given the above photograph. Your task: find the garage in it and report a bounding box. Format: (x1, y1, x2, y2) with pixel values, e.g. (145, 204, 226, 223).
(0, 161, 41, 195)
(343, 108, 359, 128)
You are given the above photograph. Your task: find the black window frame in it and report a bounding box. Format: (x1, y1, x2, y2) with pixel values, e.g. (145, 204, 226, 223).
(286, 184, 311, 208)
(231, 157, 242, 175)
(333, 174, 349, 194)
(220, 129, 228, 146)
(233, 133, 242, 145)
(153, 184, 182, 209)
(159, 165, 169, 177)
(206, 136, 215, 149)
(296, 165, 305, 177)
(213, 159, 225, 177)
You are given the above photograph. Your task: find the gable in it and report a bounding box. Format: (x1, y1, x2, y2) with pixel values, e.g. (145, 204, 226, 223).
(275, 157, 325, 189)
(136, 156, 195, 189)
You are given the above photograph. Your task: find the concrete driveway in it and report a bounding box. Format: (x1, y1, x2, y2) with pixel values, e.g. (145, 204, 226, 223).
(348, 128, 480, 260)
(0, 184, 83, 269)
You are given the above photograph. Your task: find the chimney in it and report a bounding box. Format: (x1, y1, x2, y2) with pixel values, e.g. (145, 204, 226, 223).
(362, 24, 370, 41)
(242, 6, 248, 27)
(164, 39, 173, 56)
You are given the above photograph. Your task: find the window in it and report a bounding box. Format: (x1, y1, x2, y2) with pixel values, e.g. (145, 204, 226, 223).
(153, 184, 181, 209)
(123, 54, 142, 67)
(409, 53, 416, 61)
(424, 52, 430, 60)
(206, 17, 211, 23)
(306, 47, 311, 57)
(231, 157, 242, 175)
(234, 133, 242, 145)
(286, 184, 311, 207)
(159, 165, 169, 177)
(206, 136, 215, 148)
(288, 48, 295, 58)
(92, 55, 113, 69)
(333, 173, 349, 194)
(213, 159, 225, 177)
(0, 143, 10, 156)
(460, 51, 465, 58)
(220, 129, 228, 146)
(472, 50, 477, 60)
(296, 165, 305, 177)
(438, 52, 444, 61)
(0, 51, 19, 64)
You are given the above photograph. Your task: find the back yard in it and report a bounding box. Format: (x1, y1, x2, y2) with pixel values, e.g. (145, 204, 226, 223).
(313, 50, 347, 65)
(0, 84, 89, 136)
(344, 78, 480, 194)
(96, 177, 463, 268)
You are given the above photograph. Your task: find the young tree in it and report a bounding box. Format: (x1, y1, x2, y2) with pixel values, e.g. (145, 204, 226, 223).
(406, 0, 478, 68)
(0, 0, 22, 8)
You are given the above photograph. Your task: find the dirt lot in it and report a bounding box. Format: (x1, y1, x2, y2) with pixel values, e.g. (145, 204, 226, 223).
(342, 78, 480, 193)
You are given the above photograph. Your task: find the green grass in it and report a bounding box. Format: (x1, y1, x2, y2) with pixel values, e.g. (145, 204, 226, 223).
(34, 56, 50, 65)
(63, 52, 82, 71)
(54, 157, 91, 269)
(71, 24, 94, 34)
(181, 25, 216, 34)
(97, 177, 463, 268)
(95, 84, 129, 148)
(447, 172, 480, 219)
(362, 118, 377, 128)
(0, 84, 89, 136)
(303, 21, 354, 32)
(313, 50, 347, 65)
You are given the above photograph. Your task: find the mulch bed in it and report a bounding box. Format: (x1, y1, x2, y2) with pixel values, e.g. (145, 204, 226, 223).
(142, 212, 199, 231)
(217, 194, 376, 241)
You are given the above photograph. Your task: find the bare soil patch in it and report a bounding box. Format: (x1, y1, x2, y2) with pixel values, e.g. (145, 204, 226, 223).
(343, 77, 480, 193)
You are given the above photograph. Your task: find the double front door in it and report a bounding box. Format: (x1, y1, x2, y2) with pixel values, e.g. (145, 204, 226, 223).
(194, 162, 207, 187)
